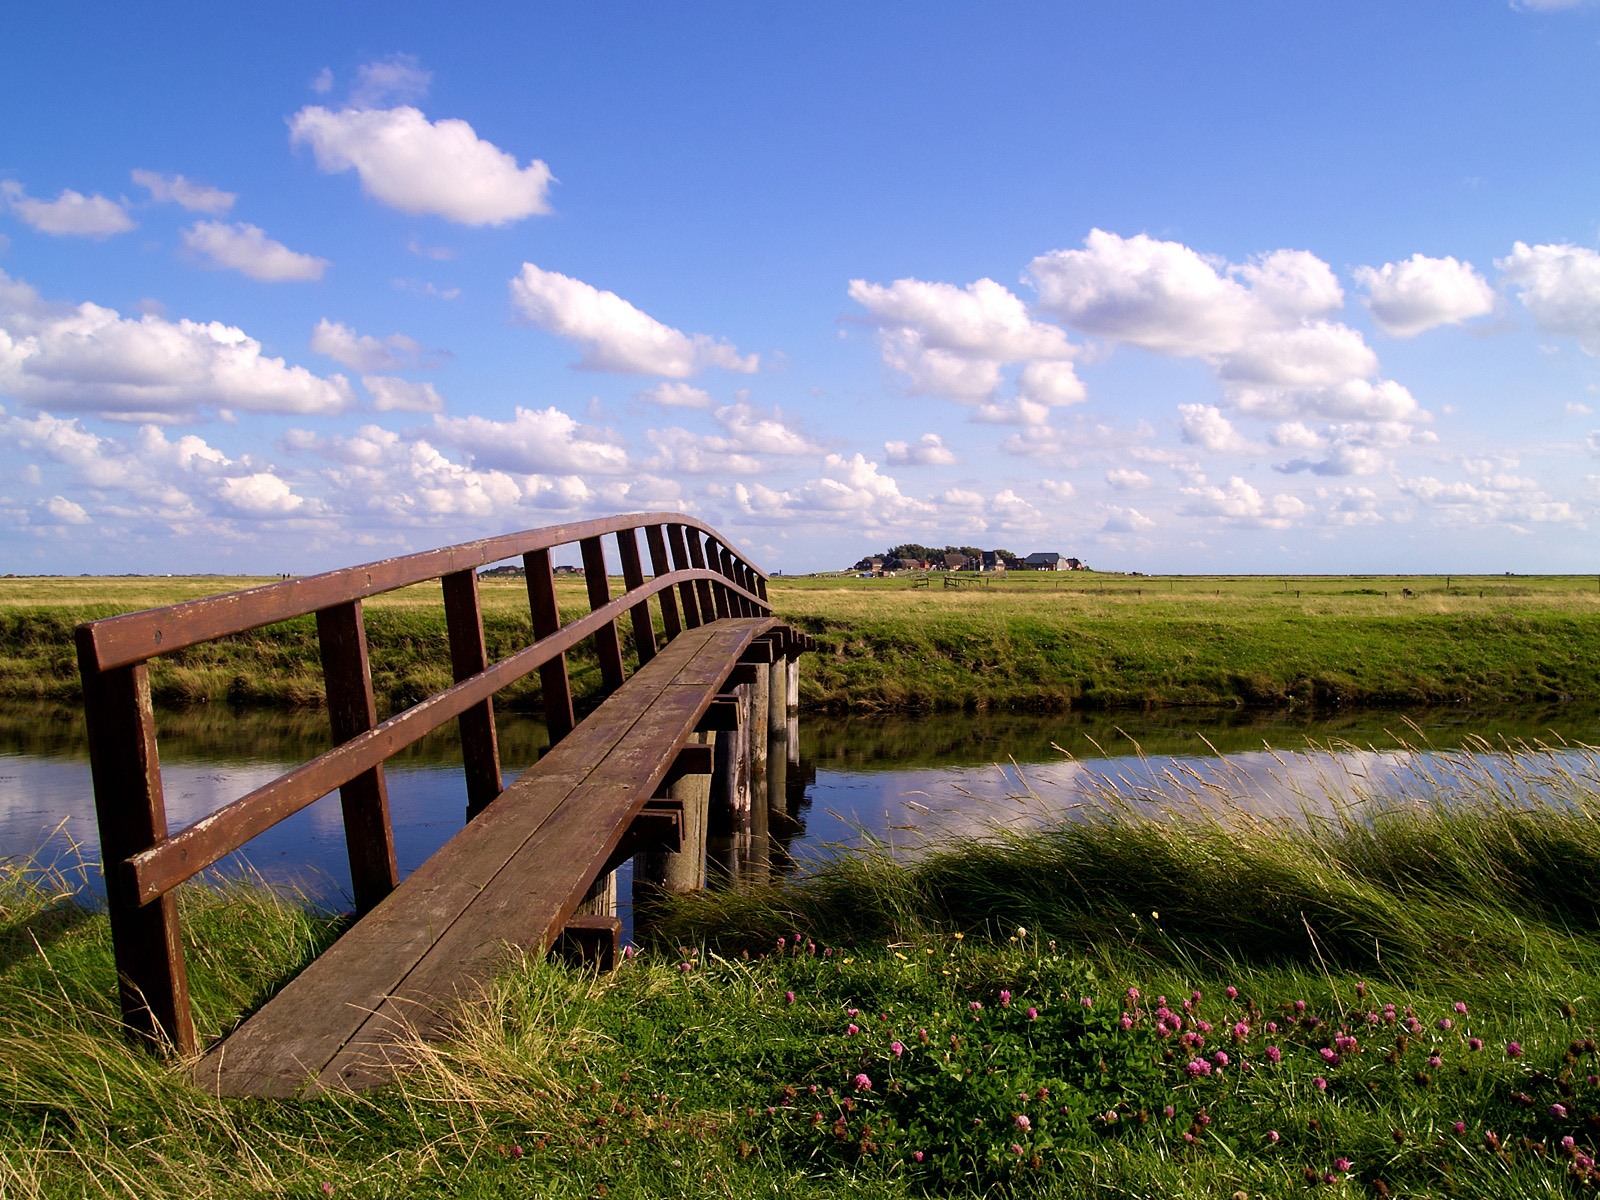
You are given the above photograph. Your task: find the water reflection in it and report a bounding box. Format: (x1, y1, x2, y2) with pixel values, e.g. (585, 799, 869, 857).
(3, 701, 1597, 913)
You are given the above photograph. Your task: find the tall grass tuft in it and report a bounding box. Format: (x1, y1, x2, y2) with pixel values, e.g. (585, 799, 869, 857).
(654, 736, 1600, 984)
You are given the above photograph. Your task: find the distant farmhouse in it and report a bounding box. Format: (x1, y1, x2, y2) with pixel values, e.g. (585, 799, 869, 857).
(851, 544, 1087, 576)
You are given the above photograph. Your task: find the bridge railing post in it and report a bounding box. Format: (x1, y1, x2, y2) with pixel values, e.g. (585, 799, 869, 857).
(524, 547, 575, 744)
(580, 536, 627, 694)
(615, 527, 656, 666)
(317, 599, 400, 915)
(684, 528, 718, 621)
(666, 523, 702, 629)
(704, 539, 733, 619)
(443, 569, 503, 820)
(644, 524, 683, 641)
(75, 646, 196, 1057)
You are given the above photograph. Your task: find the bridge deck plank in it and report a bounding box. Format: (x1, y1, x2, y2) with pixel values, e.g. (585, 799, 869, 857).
(195, 616, 777, 1098)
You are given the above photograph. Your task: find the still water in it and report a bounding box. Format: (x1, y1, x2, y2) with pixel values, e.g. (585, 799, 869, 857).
(3, 701, 1598, 915)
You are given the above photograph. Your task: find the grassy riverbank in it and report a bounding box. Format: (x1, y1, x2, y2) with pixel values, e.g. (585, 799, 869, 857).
(3, 573, 1599, 713)
(5, 746, 1600, 1197)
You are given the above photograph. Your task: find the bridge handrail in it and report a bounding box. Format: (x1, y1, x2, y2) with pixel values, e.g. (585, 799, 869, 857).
(74, 513, 771, 1056)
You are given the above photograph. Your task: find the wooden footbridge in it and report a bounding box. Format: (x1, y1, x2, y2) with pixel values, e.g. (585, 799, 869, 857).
(74, 514, 813, 1097)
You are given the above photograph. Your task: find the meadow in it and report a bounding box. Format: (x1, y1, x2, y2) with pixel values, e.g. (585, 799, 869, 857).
(4, 746, 1600, 1198)
(3, 571, 1600, 713)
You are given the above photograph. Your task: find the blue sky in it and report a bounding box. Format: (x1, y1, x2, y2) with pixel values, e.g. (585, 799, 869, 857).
(4, 2, 1600, 576)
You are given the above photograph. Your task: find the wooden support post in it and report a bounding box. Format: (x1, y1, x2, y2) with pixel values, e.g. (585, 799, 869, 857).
(76, 646, 196, 1057)
(524, 548, 575, 744)
(786, 654, 800, 764)
(316, 599, 399, 915)
(575, 869, 618, 919)
(644, 524, 682, 641)
(637, 732, 712, 897)
(581, 536, 627, 694)
(616, 527, 657, 666)
(746, 663, 771, 884)
(553, 915, 621, 970)
(442, 569, 503, 819)
(665, 523, 702, 629)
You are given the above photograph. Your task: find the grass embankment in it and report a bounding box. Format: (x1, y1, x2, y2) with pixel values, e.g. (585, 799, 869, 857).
(780, 573, 1600, 712)
(3, 573, 1600, 713)
(6, 748, 1600, 1197)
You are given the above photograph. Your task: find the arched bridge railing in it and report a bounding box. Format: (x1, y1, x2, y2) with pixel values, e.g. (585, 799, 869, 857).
(74, 513, 771, 1055)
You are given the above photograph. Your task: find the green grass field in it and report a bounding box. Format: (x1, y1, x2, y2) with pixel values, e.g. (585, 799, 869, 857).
(6, 747, 1600, 1198)
(3, 571, 1600, 714)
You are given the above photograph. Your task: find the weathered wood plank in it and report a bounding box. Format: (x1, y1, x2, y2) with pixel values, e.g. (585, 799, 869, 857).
(313, 660, 759, 1091)
(199, 619, 779, 1097)
(581, 536, 627, 694)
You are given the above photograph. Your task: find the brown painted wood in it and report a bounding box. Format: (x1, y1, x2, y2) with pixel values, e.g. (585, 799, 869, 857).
(75, 646, 196, 1056)
(197, 620, 779, 1097)
(615, 527, 656, 666)
(683, 528, 717, 624)
(666, 523, 702, 629)
(725, 663, 759, 687)
(442, 569, 502, 819)
(524, 547, 575, 743)
(705, 541, 732, 619)
(128, 594, 647, 904)
(316, 600, 398, 915)
(78, 512, 768, 671)
(309, 637, 766, 1090)
(696, 694, 742, 731)
(739, 640, 777, 665)
(552, 916, 621, 971)
(581, 536, 627, 694)
(644, 524, 682, 640)
(657, 742, 714, 790)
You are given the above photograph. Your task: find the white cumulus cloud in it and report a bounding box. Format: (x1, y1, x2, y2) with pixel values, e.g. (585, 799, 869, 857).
(1498, 241, 1600, 355)
(290, 105, 554, 226)
(349, 54, 432, 108)
(0, 269, 352, 419)
(1027, 230, 1341, 357)
(311, 318, 428, 371)
(884, 433, 957, 466)
(510, 264, 756, 377)
(431, 405, 630, 474)
(362, 375, 443, 413)
(1027, 229, 1421, 429)
(1354, 254, 1494, 337)
(1, 181, 134, 237)
(848, 275, 1078, 404)
(182, 221, 327, 282)
(1105, 468, 1151, 490)
(638, 381, 713, 409)
(1179, 403, 1252, 453)
(1180, 476, 1310, 529)
(130, 169, 236, 214)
